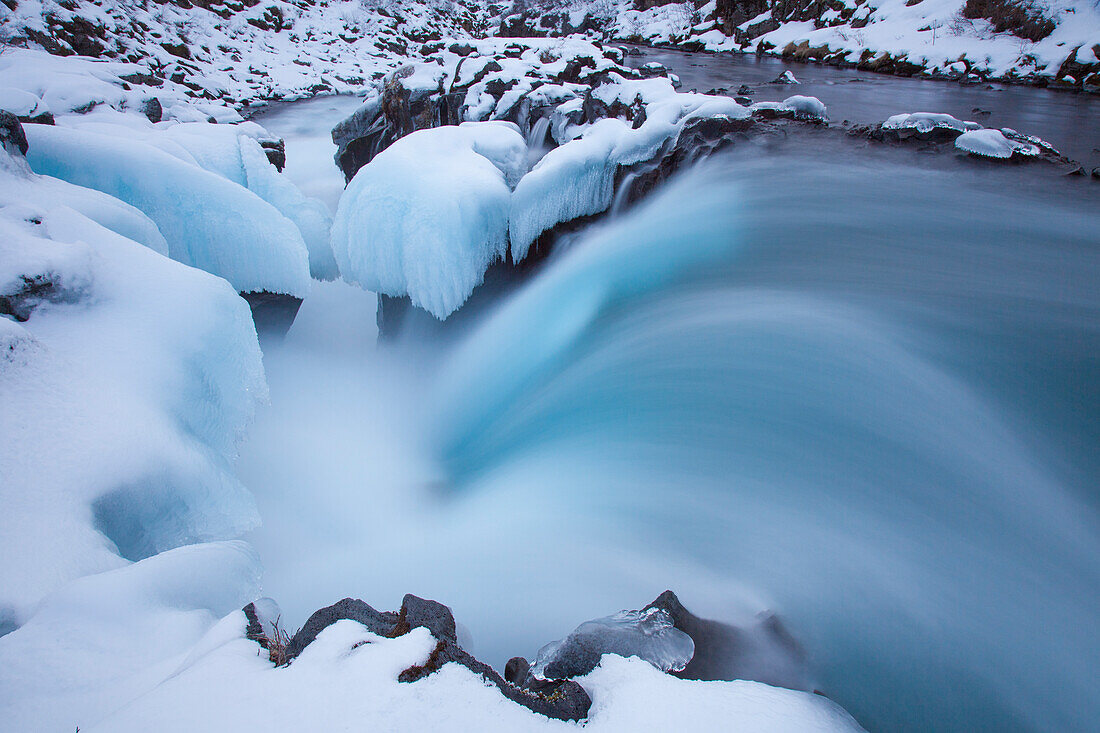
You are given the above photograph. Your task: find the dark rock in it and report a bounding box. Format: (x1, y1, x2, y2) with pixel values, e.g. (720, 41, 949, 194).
(448, 42, 476, 56)
(260, 138, 286, 171)
(0, 111, 29, 157)
(645, 590, 810, 689)
(505, 656, 530, 685)
(284, 598, 398, 660)
(240, 290, 302, 341)
(140, 97, 163, 124)
(398, 593, 457, 643)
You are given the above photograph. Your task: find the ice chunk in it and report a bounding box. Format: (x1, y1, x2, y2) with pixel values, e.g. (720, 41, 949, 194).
(330, 121, 527, 319)
(23, 123, 310, 296)
(774, 70, 800, 84)
(530, 607, 695, 680)
(954, 128, 1040, 159)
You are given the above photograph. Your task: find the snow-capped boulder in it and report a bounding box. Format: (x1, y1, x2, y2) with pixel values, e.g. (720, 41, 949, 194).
(331, 121, 527, 320)
(750, 95, 828, 121)
(955, 128, 1041, 159)
(23, 123, 311, 297)
(880, 112, 980, 141)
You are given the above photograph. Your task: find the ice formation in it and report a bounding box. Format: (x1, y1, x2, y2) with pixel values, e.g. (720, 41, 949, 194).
(530, 607, 695, 680)
(24, 123, 311, 296)
(0, 144, 266, 627)
(954, 128, 1041, 159)
(330, 121, 527, 319)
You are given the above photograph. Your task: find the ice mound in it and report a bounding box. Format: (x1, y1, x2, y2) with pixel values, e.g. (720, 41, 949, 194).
(955, 128, 1041, 159)
(331, 121, 527, 319)
(24, 123, 311, 296)
(882, 112, 980, 134)
(0, 143, 265, 626)
(530, 607, 695, 680)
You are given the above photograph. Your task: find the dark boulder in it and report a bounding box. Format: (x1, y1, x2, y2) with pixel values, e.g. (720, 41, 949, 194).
(240, 290, 302, 341)
(645, 590, 811, 689)
(140, 97, 163, 124)
(0, 111, 29, 157)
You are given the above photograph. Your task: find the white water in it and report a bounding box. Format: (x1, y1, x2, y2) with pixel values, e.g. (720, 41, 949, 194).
(248, 105, 1100, 732)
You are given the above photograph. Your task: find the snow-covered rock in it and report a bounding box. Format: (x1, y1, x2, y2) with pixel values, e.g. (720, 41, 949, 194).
(331, 121, 527, 319)
(955, 127, 1041, 158)
(24, 123, 312, 296)
(750, 94, 828, 121)
(882, 112, 980, 136)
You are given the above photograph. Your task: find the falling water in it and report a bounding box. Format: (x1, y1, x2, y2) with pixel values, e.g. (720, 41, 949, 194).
(245, 108, 1100, 733)
(525, 115, 552, 167)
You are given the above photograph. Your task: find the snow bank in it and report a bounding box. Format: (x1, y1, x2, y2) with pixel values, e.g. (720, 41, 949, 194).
(0, 542, 261, 732)
(76, 616, 863, 733)
(331, 121, 527, 319)
(0, 145, 266, 626)
(955, 128, 1041, 158)
(24, 123, 311, 296)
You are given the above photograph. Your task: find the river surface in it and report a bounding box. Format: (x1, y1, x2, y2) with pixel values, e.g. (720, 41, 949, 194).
(628, 45, 1100, 170)
(250, 69, 1099, 733)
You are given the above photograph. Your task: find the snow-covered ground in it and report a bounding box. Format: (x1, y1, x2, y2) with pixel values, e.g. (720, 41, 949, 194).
(533, 0, 1100, 86)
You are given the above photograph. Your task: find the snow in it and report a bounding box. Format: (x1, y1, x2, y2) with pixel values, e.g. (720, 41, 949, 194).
(0, 541, 261, 733)
(954, 128, 1041, 158)
(23, 123, 312, 296)
(530, 607, 695, 680)
(0, 145, 266, 627)
(331, 121, 527, 319)
(60, 615, 863, 733)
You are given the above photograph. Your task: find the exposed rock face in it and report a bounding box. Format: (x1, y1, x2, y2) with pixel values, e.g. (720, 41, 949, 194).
(282, 595, 592, 721)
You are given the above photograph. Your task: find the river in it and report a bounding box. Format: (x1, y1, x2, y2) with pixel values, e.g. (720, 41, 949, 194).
(247, 63, 1100, 733)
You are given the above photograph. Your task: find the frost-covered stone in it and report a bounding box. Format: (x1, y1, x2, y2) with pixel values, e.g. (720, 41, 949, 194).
(530, 607, 695, 681)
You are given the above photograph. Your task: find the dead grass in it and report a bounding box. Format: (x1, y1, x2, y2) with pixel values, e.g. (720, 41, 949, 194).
(962, 0, 1056, 41)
